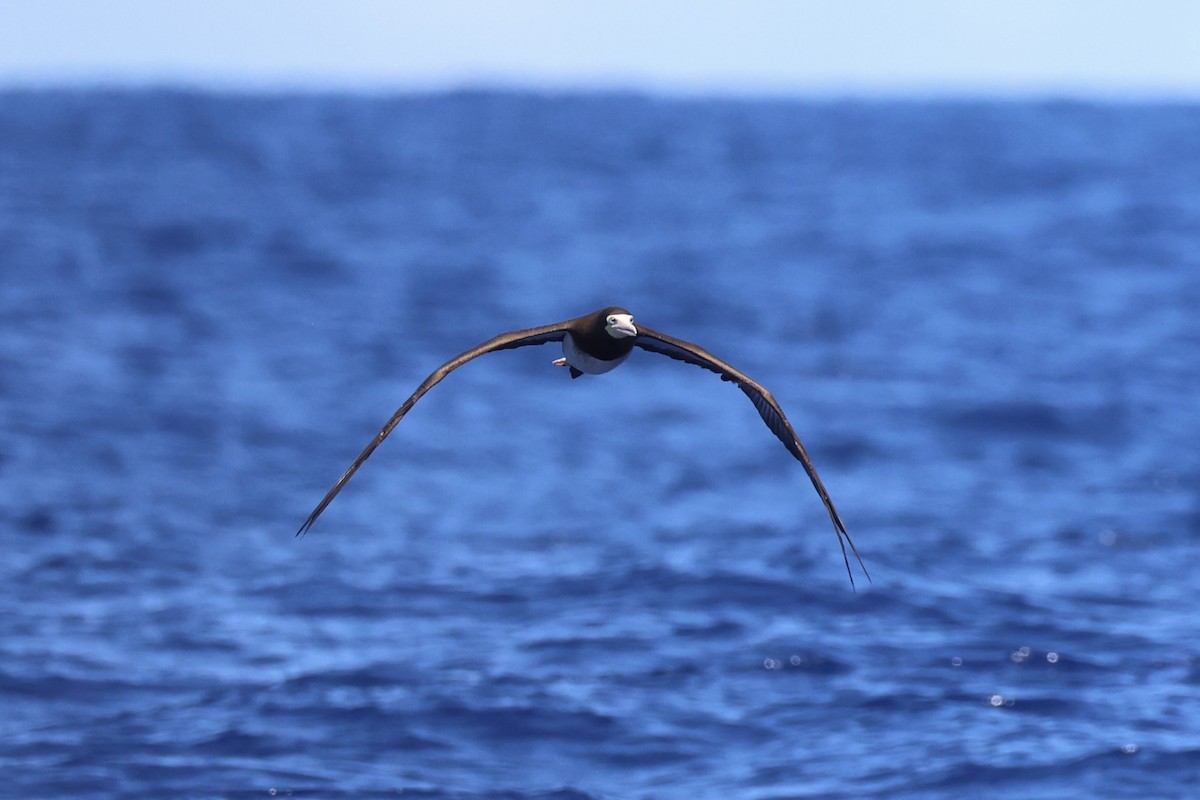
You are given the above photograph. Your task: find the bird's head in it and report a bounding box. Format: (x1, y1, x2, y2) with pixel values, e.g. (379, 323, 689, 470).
(603, 308, 637, 339)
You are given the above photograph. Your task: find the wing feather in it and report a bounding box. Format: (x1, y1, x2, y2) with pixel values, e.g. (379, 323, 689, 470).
(633, 325, 870, 588)
(296, 321, 570, 536)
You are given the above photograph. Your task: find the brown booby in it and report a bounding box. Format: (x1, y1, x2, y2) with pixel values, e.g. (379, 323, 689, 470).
(297, 306, 869, 588)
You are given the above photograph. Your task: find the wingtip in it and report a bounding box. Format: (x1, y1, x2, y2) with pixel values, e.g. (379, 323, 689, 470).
(832, 518, 871, 592)
(845, 566, 873, 594)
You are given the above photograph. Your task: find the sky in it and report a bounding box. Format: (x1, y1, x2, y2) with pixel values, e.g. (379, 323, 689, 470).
(1, 0, 1198, 97)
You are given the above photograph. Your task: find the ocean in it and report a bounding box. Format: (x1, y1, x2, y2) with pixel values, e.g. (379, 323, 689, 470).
(1, 89, 1197, 798)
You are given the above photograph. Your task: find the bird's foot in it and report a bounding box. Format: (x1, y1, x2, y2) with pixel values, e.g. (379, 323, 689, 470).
(552, 358, 584, 379)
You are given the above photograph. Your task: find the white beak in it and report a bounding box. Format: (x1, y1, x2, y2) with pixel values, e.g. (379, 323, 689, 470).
(609, 315, 637, 338)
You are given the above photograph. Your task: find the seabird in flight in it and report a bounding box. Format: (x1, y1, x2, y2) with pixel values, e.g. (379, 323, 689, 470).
(297, 306, 869, 588)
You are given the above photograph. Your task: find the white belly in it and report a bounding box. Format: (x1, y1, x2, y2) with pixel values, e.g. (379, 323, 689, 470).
(562, 334, 631, 374)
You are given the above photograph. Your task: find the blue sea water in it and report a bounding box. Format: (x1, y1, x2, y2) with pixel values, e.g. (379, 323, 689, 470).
(1, 89, 1198, 799)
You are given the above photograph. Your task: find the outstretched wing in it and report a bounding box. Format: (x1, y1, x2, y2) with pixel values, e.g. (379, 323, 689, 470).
(296, 321, 571, 536)
(633, 325, 870, 589)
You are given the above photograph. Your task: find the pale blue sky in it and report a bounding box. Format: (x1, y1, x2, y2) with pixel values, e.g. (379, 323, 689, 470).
(2, 0, 1198, 97)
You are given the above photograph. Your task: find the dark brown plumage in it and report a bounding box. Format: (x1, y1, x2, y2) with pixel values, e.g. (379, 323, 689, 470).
(297, 306, 869, 588)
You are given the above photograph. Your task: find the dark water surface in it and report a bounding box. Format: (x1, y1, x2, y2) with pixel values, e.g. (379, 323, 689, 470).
(2, 90, 1198, 798)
